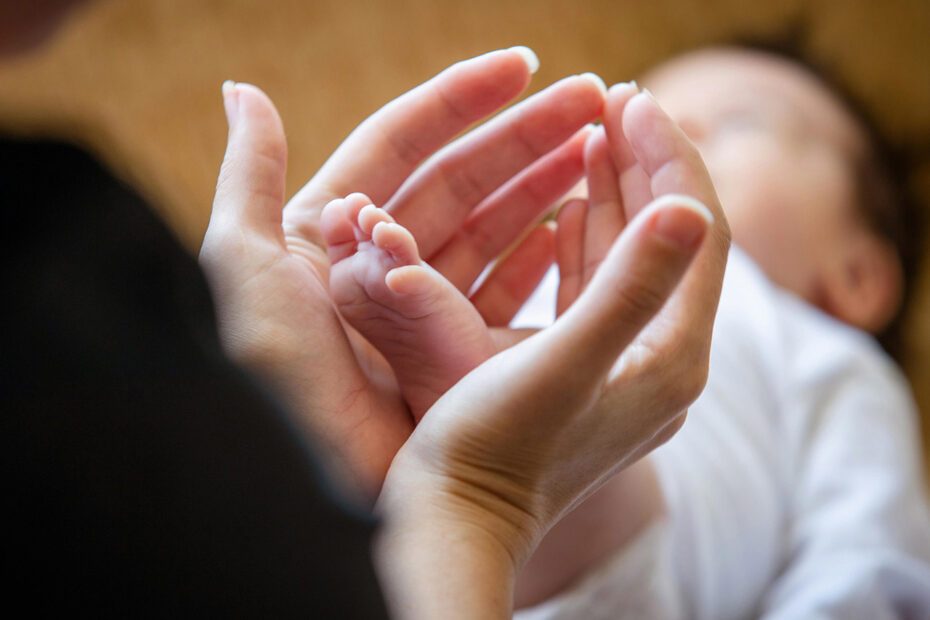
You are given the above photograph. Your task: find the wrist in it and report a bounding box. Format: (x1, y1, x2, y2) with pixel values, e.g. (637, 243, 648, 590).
(375, 456, 540, 619)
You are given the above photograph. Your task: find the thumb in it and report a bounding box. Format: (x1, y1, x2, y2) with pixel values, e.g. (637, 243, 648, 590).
(212, 81, 288, 239)
(545, 194, 712, 378)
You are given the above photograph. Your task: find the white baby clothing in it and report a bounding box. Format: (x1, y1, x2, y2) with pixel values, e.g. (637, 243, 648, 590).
(513, 247, 930, 619)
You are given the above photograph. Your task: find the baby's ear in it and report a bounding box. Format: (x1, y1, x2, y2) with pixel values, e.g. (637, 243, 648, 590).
(822, 234, 903, 334)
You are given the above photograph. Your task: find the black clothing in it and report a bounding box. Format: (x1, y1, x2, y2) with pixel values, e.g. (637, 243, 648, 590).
(2, 138, 389, 617)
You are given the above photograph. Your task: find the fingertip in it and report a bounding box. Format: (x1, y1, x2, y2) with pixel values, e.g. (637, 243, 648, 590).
(604, 81, 637, 124)
(229, 83, 282, 126)
(222, 80, 239, 127)
(507, 45, 540, 75)
(645, 195, 713, 252)
(622, 90, 671, 137)
(558, 197, 588, 223)
(607, 80, 639, 101)
(579, 72, 608, 97)
(583, 125, 609, 164)
(608, 79, 638, 94)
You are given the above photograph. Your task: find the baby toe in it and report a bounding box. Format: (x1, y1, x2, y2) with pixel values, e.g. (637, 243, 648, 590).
(320, 198, 358, 263)
(372, 221, 420, 266)
(341, 193, 372, 239)
(384, 264, 437, 297)
(358, 204, 396, 238)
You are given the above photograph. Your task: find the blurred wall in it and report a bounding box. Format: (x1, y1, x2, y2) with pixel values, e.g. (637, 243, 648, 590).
(2, 0, 929, 465)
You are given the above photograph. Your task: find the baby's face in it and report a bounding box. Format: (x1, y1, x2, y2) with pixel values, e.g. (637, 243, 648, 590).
(644, 49, 900, 331)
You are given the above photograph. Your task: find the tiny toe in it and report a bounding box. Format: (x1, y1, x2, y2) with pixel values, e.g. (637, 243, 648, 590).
(343, 193, 373, 238)
(320, 198, 357, 262)
(372, 221, 420, 266)
(385, 264, 438, 297)
(358, 204, 396, 237)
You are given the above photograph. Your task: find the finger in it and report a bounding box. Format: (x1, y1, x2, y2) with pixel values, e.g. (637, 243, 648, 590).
(387, 73, 606, 256)
(286, 47, 539, 232)
(555, 198, 587, 316)
(210, 81, 288, 241)
(546, 196, 713, 378)
(428, 126, 590, 291)
(489, 327, 539, 351)
(603, 83, 654, 218)
(471, 223, 556, 327)
(581, 126, 624, 286)
(622, 91, 731, 355)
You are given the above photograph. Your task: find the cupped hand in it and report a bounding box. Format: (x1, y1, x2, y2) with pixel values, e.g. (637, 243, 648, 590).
(376, 88, 730, 619)
(199, 49, 605, 496)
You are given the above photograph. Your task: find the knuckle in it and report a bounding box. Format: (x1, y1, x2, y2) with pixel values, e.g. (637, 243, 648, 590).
(386, 128, 429, 168)
(438, 162, 487, 209)
(668, 353, 709, 408)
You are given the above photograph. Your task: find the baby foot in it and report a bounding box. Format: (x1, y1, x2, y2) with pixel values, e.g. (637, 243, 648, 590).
(322, 193, 496, 421)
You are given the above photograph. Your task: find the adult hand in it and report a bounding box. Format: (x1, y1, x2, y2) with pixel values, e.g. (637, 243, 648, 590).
(376, 87, 730, 620)
(512, 84, 734, 605)
(556, 85, 731, 445)
(199, 48, 606, 495)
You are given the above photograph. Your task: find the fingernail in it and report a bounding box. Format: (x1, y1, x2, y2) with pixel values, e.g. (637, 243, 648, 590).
(222, 80, 239, 127)
(642, 87, 658, 103)
(579, 72, 607, 96)
(607, 80, 638, 97)
(651, 195, 713, 250)
(508, 45, 540, 74)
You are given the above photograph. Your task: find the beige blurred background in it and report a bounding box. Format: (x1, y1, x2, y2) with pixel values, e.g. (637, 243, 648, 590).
(2, 0, 929, 471)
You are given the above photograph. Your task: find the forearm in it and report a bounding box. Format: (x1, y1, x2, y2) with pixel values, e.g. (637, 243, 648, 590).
(515, 459, 665, 608)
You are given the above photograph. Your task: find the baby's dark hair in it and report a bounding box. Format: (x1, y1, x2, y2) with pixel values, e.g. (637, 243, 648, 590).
(736, 33, 923, 357)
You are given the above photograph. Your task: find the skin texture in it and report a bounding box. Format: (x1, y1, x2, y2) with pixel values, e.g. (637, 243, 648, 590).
(644, 48, 902, 332)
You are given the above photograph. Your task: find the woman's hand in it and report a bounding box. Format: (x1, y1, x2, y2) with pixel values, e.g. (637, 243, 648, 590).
(199, 48, 606, 496)
(376, 87, 730, 620)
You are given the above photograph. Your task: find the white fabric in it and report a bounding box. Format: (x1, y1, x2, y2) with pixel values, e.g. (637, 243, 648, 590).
(514, 248, 930, 620)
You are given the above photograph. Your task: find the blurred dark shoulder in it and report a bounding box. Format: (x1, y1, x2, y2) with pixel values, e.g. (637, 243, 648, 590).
(0, 137, 214, 358)
(0, 137, 388, 618)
